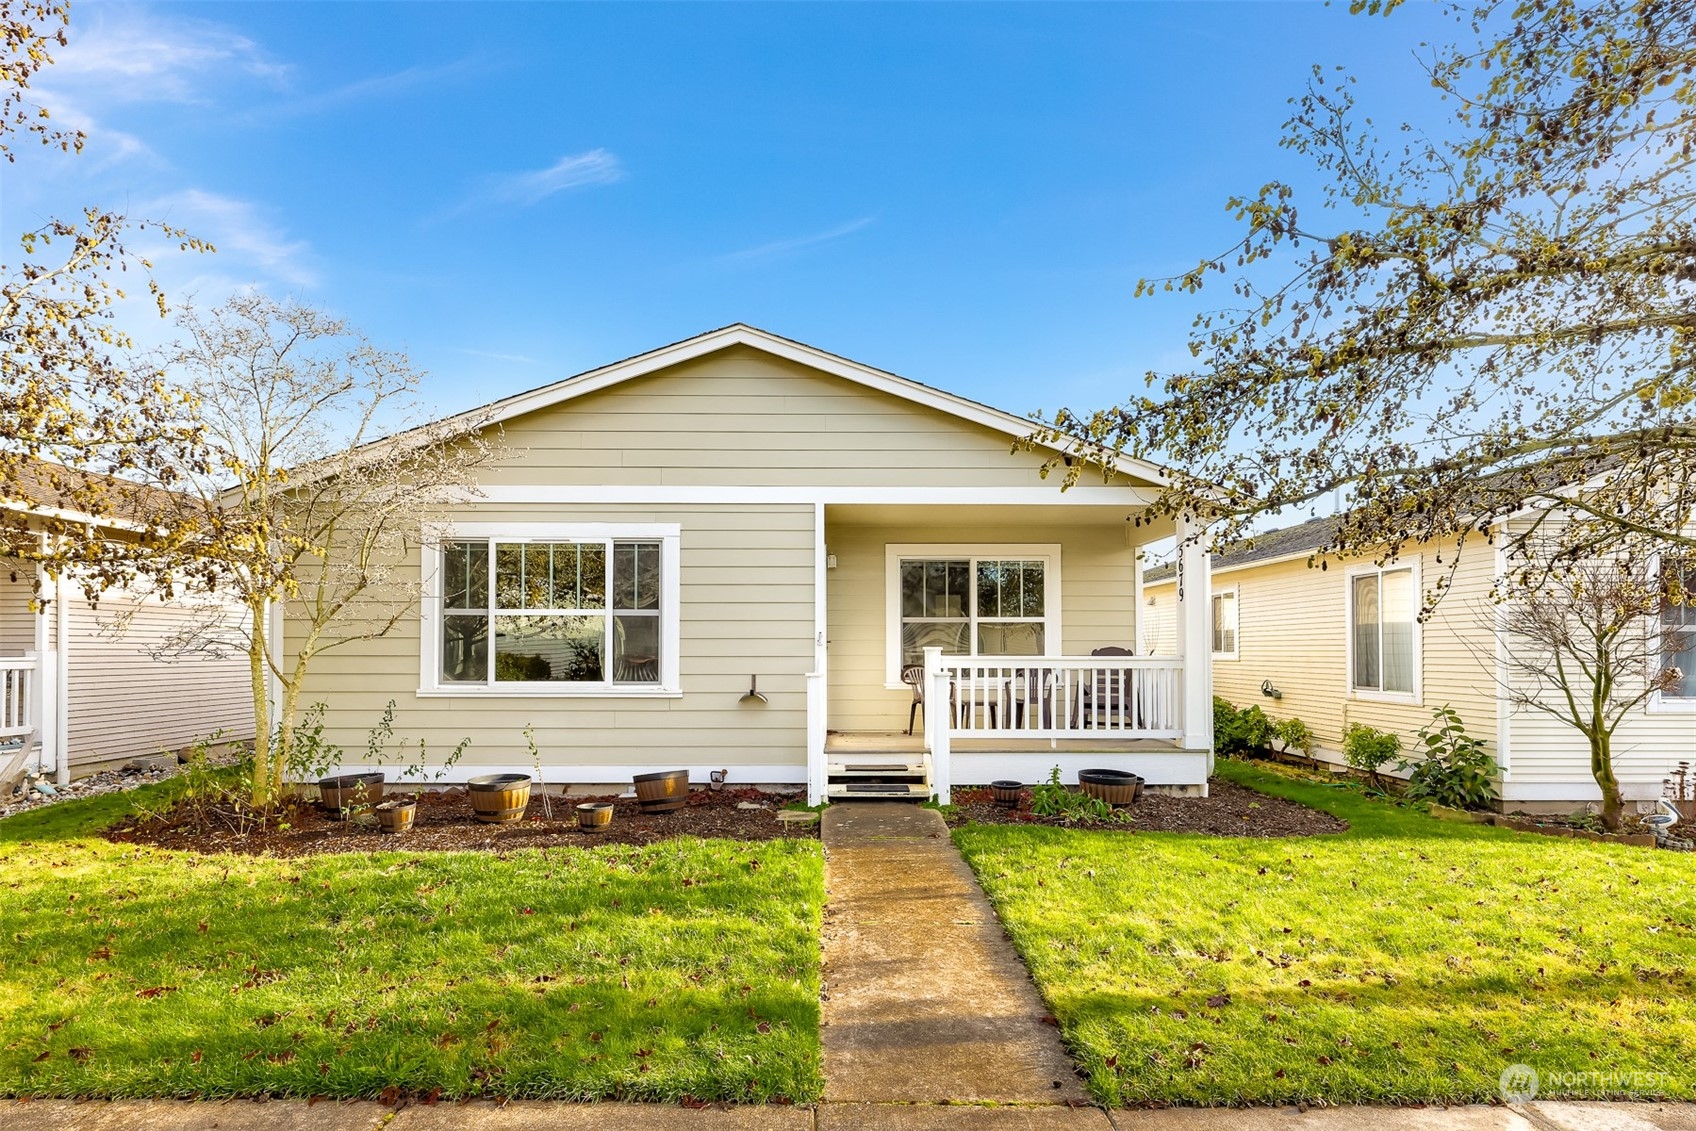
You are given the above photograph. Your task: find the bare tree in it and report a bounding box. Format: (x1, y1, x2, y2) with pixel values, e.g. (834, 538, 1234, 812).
(1498, 550, 1684, 830)
(132, 295, 501, 808)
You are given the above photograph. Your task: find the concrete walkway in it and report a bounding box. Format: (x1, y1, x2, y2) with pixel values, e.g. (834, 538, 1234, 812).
(6, 1099, 1696, 1131)
(819, 802, 1085, 1104)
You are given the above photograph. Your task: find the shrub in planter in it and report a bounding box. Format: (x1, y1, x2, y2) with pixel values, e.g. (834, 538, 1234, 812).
(989, 780, 1024, 807)
(1399, 705, 1499, 810)
(466, 773, 533, 824)
(576, 801, 614, 831)
(374, 797, 416, 834)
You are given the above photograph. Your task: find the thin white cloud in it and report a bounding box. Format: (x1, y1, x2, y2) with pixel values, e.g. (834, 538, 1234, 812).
(489, 149, 626, 206)
(450, 347, 538, 365)
(718, 216, 876, 264)
(46, 9, 287, 105)
(253, 56, 485, 121)
(146, 189, 317, 288)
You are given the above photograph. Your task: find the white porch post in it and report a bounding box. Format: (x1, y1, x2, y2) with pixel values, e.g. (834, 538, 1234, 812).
(806, 502, 828, 806)
(923, 645, 951, 805)
(30, 563, 61, 782)
(1174, 515, 1214, 761)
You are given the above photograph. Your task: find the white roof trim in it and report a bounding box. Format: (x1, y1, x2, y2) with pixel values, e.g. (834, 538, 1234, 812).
(450, 324, 1171, 490)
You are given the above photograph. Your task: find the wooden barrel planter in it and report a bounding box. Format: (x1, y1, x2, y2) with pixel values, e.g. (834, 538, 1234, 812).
(1078, 768, 1142, 807)
(633, 769, 690, 813)
(990, 779, 1024, 807)
(466, 773, 533, 824)
(374, 798, 417, 834)
(318, 772, 385, 819)
(576, 801, 614, 832)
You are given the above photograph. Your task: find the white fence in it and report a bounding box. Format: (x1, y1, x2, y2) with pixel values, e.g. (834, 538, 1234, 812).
(0, 656, 37, 743)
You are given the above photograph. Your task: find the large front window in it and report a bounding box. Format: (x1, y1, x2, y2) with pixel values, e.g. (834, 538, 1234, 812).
(1350, 565, 1417, 696)
(439, 535, 669, 690)
(890, 547, 1058, 674)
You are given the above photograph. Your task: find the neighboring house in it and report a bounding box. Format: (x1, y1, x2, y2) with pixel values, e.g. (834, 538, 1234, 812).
(284, 325, 1218, 804)
(1143, 514, 1694, 813)
(0, 462, 253, 787)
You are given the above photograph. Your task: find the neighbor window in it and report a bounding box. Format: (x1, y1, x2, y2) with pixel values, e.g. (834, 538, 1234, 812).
(1662, 562, 1696, 699)
(439, 537, 666, 689)
(1211, 590, 1238, 657)
(888, 547, 1059, 677)
(1350, 566, 1417, 696)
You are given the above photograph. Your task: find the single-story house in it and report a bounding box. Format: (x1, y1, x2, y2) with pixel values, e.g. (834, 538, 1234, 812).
(286, 325, 1218, 804)
(1, 462, 252, 787)
(1143, 514, 1694, 813)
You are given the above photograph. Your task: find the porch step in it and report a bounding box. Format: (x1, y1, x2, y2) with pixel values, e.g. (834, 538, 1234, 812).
(826, 782, 931, 800)
(827, 762, 926, 778)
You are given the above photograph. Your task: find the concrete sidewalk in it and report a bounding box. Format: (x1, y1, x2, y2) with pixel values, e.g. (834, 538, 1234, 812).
(5, 1099, 1696, 1131)
(818, 802, 1084, 1104)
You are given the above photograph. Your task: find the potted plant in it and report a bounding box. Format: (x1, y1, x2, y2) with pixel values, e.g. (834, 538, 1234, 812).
(576, 801, 614, 831)
(467, 773, 533, 824)
(1666, 762, 1696, 824)
(1077, 767, 1141, 807)
(633, 769, 689, 813)
(318, 771, 385, 819)
(374, 797, 417, 834)
(990, 779, 1024, 807)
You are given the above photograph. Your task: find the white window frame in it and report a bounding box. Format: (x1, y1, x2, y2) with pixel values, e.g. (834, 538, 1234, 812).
(419, 522, 682, 698)
(1648, 553, 1696, 713)
(1211, 586, 1240, 661)
(883, 543, 1062, 687)
(1344, 560, 1423, 704)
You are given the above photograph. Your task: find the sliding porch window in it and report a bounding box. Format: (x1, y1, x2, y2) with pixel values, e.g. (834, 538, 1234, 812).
(440, 538, 664, 688)
(897, 556, 1049, 669)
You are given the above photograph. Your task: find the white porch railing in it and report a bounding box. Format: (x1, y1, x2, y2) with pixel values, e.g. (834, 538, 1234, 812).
(922, 648, 1186, 805)
(0, 656, 37, 743)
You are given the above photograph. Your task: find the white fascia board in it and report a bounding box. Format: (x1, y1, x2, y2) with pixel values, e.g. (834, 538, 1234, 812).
(465, 484, 1158, 506)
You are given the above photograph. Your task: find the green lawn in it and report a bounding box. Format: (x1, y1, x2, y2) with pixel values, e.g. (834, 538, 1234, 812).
(0, 785, 823, 1102)
(954, 760, 1696, 1107)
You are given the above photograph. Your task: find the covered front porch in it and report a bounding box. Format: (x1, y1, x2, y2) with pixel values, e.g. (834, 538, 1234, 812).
(802, 501, 1214, 805)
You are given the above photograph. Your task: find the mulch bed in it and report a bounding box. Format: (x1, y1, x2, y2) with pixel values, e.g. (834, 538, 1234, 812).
(106, 786, 817, 858)
(943, 778, 1348, 837)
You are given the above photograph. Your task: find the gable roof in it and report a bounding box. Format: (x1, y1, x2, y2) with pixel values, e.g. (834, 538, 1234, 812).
(0, 457, 188, 532)
(442, 323, 1173, 489)
(1143, 513, 1343, 583)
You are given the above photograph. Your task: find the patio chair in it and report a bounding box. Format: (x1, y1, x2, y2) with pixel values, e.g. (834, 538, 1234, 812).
(902, 663, 966, 735)
(1076, 645, 1136, 729)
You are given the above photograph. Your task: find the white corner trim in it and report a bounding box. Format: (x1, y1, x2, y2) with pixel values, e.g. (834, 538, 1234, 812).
(882, 543, 1063, 684)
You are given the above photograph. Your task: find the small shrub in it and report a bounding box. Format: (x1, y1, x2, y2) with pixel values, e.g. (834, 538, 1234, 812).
(1029, 766, 1130, 825)
(1343, 723, 1401, 787)
(1272, 716, 1314, 757)
(1400, 705, 1499, 810)
(1215, 698, 1275, 757)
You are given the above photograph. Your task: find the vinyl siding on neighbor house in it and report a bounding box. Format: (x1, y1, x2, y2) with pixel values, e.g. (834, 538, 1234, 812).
(1146, 540, 1500, 768)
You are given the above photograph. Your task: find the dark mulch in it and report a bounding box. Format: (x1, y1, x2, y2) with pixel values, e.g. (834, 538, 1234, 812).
(106, 785, 818, 857)
(943, 778, 1348, 837)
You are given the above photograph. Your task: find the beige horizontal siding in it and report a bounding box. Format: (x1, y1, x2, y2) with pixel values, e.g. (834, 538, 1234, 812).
(480, 346, 1085, 490)
(63, 590, 253, 768)
(826, 517, 1137, 733)
(0, 570, 36, 654)
(291, 503, 815, 771)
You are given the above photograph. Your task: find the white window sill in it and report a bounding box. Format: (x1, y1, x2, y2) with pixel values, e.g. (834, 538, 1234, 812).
(1647, 695, 1696, 714)
(1212, 652, 1240, 662)
(1350, 689, 1420, 706)
(416, 686, 683, 700)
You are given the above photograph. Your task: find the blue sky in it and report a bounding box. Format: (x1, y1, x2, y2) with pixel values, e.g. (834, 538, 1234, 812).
(4, 1, 1457, 422)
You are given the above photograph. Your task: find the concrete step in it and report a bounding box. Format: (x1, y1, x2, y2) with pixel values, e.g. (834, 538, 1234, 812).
(826, 783, 931, 799)
(827, 762, 926, 777)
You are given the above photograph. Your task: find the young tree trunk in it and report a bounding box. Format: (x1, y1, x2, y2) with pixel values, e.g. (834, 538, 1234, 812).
(1590, 730, 1624, 831)
(246, 597, 273, 810)
(272, 675, 304, 803)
